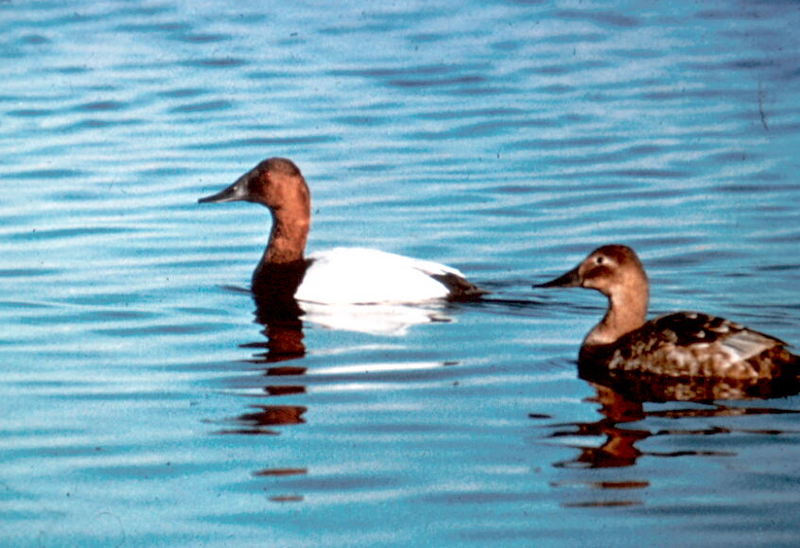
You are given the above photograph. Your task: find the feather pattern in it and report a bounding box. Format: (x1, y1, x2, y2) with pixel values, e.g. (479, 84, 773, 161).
(595, 312, 795, 379)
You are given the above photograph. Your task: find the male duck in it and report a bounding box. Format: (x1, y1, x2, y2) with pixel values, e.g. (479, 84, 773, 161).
(199, 157, 485, 304)
(535, 244, 798, 380)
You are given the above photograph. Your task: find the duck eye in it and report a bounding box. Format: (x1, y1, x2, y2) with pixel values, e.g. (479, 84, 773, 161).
(596, 256, 604, 265)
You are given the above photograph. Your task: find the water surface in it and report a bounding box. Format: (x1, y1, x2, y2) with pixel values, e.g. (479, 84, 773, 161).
(2, 1, 800, 546)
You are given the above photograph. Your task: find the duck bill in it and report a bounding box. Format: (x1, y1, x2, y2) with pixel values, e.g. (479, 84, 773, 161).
(198, 175, 248, 204)
(534, 266, 581, 288)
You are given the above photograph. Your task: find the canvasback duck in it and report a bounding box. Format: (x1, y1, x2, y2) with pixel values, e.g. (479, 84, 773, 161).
(535, 245, 798, 380)
(199, 157, 485, 304)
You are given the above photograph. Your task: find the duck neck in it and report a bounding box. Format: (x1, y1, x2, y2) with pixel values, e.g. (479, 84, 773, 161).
(263, 209, 310, 265)
(585, 284, 649, 347)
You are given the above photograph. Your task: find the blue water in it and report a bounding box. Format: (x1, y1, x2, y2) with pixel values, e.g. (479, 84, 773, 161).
(2, 1, 800, 546)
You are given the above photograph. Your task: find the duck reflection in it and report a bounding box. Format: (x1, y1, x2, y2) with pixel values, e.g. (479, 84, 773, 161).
(219, 291, 308, 435)
(300, 300, 454, 336)
(221, 404, 307, 436)
(245, 301, 307, 365)
(550, 361, 800, 470)
(222, 288, 458, 433)
(221, 288, 462, 502)
(542, 362, 800, 507)
(550, 382, 648, 470)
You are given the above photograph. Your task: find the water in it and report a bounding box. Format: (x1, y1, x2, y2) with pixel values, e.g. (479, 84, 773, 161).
(2, 1, 800, 545)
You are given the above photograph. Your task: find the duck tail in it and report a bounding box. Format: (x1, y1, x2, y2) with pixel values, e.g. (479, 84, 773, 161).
(432, 273, 489, 302)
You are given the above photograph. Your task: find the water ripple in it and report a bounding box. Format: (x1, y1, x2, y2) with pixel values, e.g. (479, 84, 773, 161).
(2, 0, 800, 546)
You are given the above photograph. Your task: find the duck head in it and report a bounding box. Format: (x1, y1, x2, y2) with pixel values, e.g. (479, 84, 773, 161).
(198, 157, 312, 267)
(198, 157, 310, 214)
(535, 244, 648, 299)
(536, 244, 651, 345)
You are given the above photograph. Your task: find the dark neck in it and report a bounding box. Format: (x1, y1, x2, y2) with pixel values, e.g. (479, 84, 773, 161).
(252, 209, 310, 302)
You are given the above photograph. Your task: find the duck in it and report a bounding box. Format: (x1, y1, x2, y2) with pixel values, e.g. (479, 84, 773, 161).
(198, 157, 486, 305)
(535, 244, 798, 380)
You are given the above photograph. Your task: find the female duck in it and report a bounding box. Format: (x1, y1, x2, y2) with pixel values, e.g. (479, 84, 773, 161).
(536, 245, 798, 380)
(199, 157, 485, 304)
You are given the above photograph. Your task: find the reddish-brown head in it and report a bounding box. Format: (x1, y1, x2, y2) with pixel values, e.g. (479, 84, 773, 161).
(198, 157, 310, 215)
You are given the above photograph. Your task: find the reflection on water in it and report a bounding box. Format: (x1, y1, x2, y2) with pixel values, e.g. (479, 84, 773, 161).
(543, 366, 800, 507)
(5, 0, 800, 544)
(222, 405, 308, 436)
(301, 301, 455, 336)
(221, 292, 309, 436)
(220, 289, 478, 506)
(245, 317, 306, 364)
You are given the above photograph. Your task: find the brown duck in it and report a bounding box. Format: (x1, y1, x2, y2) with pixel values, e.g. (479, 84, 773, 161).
(536, 245, 798, 380)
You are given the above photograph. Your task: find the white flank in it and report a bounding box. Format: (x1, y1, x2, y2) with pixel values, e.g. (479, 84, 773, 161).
(294, 247, 463, 304)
